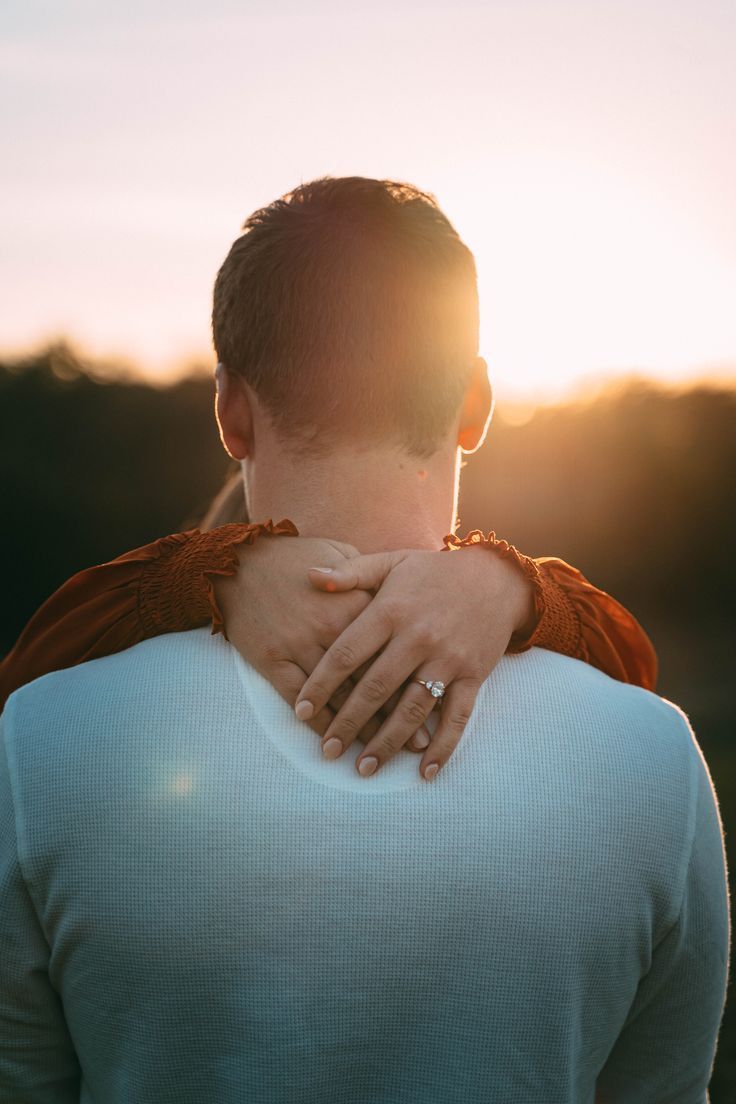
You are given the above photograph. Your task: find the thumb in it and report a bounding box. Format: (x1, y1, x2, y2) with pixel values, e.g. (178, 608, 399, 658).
(307, 550, 406, 593)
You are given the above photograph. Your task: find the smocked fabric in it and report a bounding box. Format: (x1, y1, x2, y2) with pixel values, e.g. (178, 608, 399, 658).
(0, 521, 295, 707)
(136, 520, 299, 637)
(443, 528, 657, 682)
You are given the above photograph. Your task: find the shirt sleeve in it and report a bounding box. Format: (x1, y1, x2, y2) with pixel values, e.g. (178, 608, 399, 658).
(595, 718, 730, 1103)
(443, 531, 659, 691)
(0, 714, 81, 1101)
(515, 556, 659, 690)
(0, 520, 298, 710)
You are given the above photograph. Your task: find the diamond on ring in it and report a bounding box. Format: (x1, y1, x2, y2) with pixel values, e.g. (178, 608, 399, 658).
(417, 679, 446, 699)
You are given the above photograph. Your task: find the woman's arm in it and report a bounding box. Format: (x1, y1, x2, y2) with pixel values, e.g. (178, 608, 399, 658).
(519, 556, 657, 691)
(443, 530, 657, 690)
(0, 521, 297, 709)
(1, 525, 656, 718)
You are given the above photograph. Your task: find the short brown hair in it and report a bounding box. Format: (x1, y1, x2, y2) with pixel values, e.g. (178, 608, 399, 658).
(212, 176, 479, 457)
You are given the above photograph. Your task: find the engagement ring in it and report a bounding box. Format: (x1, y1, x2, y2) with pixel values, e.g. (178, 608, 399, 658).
(415, 679, 446, 700)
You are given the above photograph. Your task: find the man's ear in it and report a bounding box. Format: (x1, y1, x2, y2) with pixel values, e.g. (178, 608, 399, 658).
(214, 363, 254, 460)
(457, 356, 494, 454)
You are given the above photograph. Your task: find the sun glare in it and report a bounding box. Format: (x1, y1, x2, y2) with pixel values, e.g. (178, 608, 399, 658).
(2, 3, 734, 401)
(169, 772, 195, 798)
(450, 158, 735, 400)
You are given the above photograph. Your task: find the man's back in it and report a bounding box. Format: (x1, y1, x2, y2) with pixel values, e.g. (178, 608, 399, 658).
(0, 628, 728, 1103)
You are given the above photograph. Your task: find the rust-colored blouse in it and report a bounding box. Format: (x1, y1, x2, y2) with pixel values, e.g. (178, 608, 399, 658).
(0, 521, 657, 709)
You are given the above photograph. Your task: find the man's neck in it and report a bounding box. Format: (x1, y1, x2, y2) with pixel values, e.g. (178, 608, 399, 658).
(243, 442, 461, 553)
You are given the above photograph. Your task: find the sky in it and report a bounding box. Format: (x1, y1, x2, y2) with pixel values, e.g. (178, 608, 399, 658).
(2, 0, 735, 401)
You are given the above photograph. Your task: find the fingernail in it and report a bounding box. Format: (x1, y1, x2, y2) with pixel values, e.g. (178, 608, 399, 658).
(323, 737, 343, 759)
(423, 762, 439, 781)
(357, 756, 378, 777)
(295, 700, 314, 721)
(413, 729, 430, 749)
(310, 566, 333, 574)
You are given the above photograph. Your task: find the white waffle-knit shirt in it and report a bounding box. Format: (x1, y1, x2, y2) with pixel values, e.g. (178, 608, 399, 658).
(0, 628, 729, 1103)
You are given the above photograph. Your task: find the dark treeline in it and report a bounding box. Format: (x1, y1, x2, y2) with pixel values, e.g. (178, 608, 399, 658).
(2, 343, 735, 1097)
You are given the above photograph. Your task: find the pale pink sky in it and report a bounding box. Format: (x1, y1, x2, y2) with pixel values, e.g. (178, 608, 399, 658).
(2, 0, 735, 399)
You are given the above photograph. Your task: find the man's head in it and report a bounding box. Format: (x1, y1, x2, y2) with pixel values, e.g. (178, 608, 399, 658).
(213, 176, 491, 461)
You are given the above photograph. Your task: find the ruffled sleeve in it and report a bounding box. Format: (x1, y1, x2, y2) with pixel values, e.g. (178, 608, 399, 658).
(443, 530, 658, 691)
(0, 520, 298, 710)
(525, 556, 658, 690)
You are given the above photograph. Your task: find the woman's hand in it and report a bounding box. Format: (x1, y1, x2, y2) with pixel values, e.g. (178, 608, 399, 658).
(213, 536, 410, 747)
(295, 545, 536, 780)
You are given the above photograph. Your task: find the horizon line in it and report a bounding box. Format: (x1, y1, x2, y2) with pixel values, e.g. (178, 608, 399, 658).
(2, 335, 735, 411)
